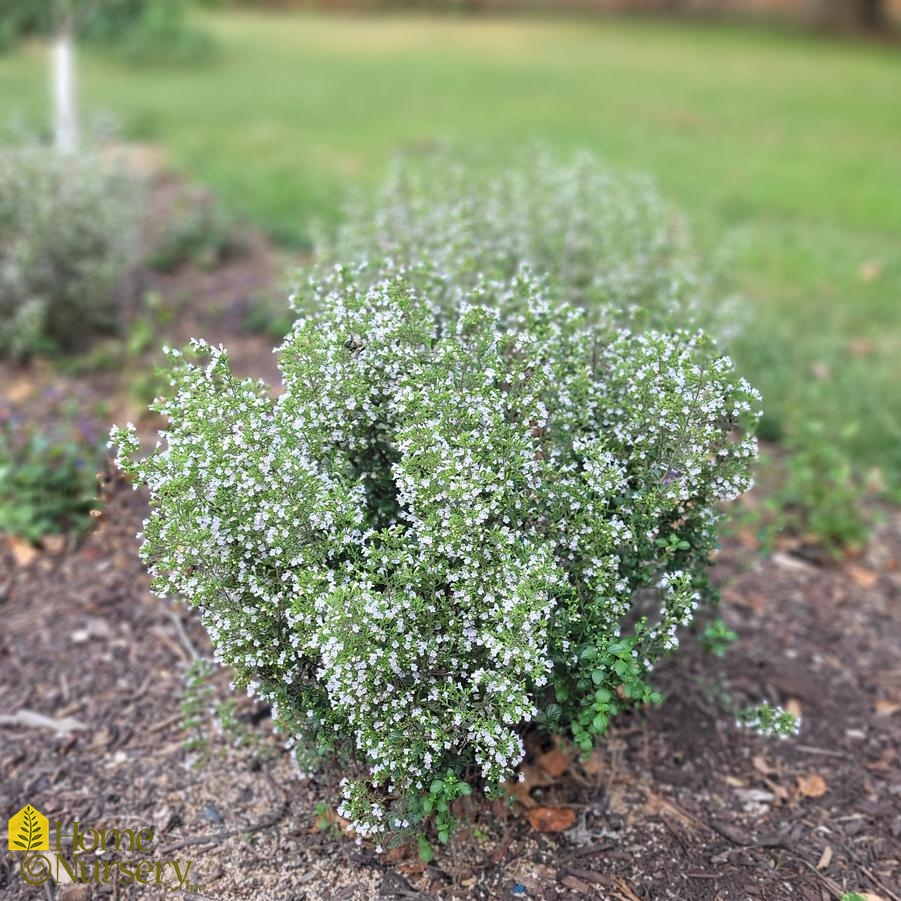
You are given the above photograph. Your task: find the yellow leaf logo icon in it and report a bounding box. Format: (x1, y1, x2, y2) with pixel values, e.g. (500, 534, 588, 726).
(8, 805, 49, 851)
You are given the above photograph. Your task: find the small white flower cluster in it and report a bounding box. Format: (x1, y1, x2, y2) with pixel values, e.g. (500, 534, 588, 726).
(112, 255, 760, 838)
(737, 704, 802, 739)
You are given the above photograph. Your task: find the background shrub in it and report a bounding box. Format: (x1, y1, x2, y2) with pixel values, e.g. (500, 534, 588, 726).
(763, 421, 870, 555)
(307, 150, 733, 339)
(0, 146, 138, 359)
(113, 259, 781, 844)
(0, 392, 102, 542)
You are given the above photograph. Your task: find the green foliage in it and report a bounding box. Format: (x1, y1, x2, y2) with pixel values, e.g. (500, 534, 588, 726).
(242, 293, 295, 341)
(127, 366, 173, 410)
(113, 250, 766, 841)
(0, 145, 138, 359)
(701, 618, 738, 657)
(180, 656, 266, 762)
(110, 2, 216, 65)
(180, 657, 217, 757)
(748, 422, 871, 555)
(149, 196, 245, 272)
(736, 703, 801, 739)
(779, 422, 870, 553)
(0, 0, 212, 64)
(414, 773, 472, 849)
(0, 395, 101, 542)
(0, 3, 50, 50)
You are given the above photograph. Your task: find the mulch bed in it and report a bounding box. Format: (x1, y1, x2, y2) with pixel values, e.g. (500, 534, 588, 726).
(1, 175, 899, 901)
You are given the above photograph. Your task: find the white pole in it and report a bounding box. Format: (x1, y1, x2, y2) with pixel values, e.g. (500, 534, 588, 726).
(52, 23, 78, 155)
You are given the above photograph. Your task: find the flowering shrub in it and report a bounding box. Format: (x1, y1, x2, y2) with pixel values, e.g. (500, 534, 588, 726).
(0, 146, 138, 359)
(113, 260, 784, 843)
(308, 151, 727, 336)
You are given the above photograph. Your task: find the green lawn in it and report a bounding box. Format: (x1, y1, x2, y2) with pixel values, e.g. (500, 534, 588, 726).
(2, 11, 900, 490)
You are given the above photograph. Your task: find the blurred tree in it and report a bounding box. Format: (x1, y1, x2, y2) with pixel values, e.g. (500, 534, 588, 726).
(1, 1, 198, 153)
(805, 0, 885, 27)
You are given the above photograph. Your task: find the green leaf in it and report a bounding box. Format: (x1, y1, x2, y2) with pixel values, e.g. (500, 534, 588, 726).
(417, 834, 433, 863)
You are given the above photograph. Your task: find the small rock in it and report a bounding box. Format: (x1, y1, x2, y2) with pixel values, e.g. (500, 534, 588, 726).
(154, 805, 177, 834)
(734, 788, 775, 816)
(202, 804, 224, 824)
(71, 617, 112, 644)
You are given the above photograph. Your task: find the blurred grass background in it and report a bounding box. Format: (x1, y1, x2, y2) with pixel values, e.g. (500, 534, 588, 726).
(1, 10, 899, 499)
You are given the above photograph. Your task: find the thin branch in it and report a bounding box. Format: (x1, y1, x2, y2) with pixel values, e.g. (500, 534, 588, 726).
(161, 801, 289, 854)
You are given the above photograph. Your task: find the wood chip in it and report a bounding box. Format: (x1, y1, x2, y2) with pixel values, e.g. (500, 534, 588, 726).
(537, 744, 569, 778)
(797, 774, 828, 798)
(848, 564, 878, 589)
(875, 698, 901, 717)
(816, 845, 833, 870)
(612, 879, 643, 901)
(7, 536, 38, 568)
(0, 709, 88, 734)
(42, 534, 68, 556)
(503, 763, 551, 809)
(752, 755, 777, 776)
(526, 806, 576, 833)
(561, 875, 593, 894)
(581, 746, 604, 776)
